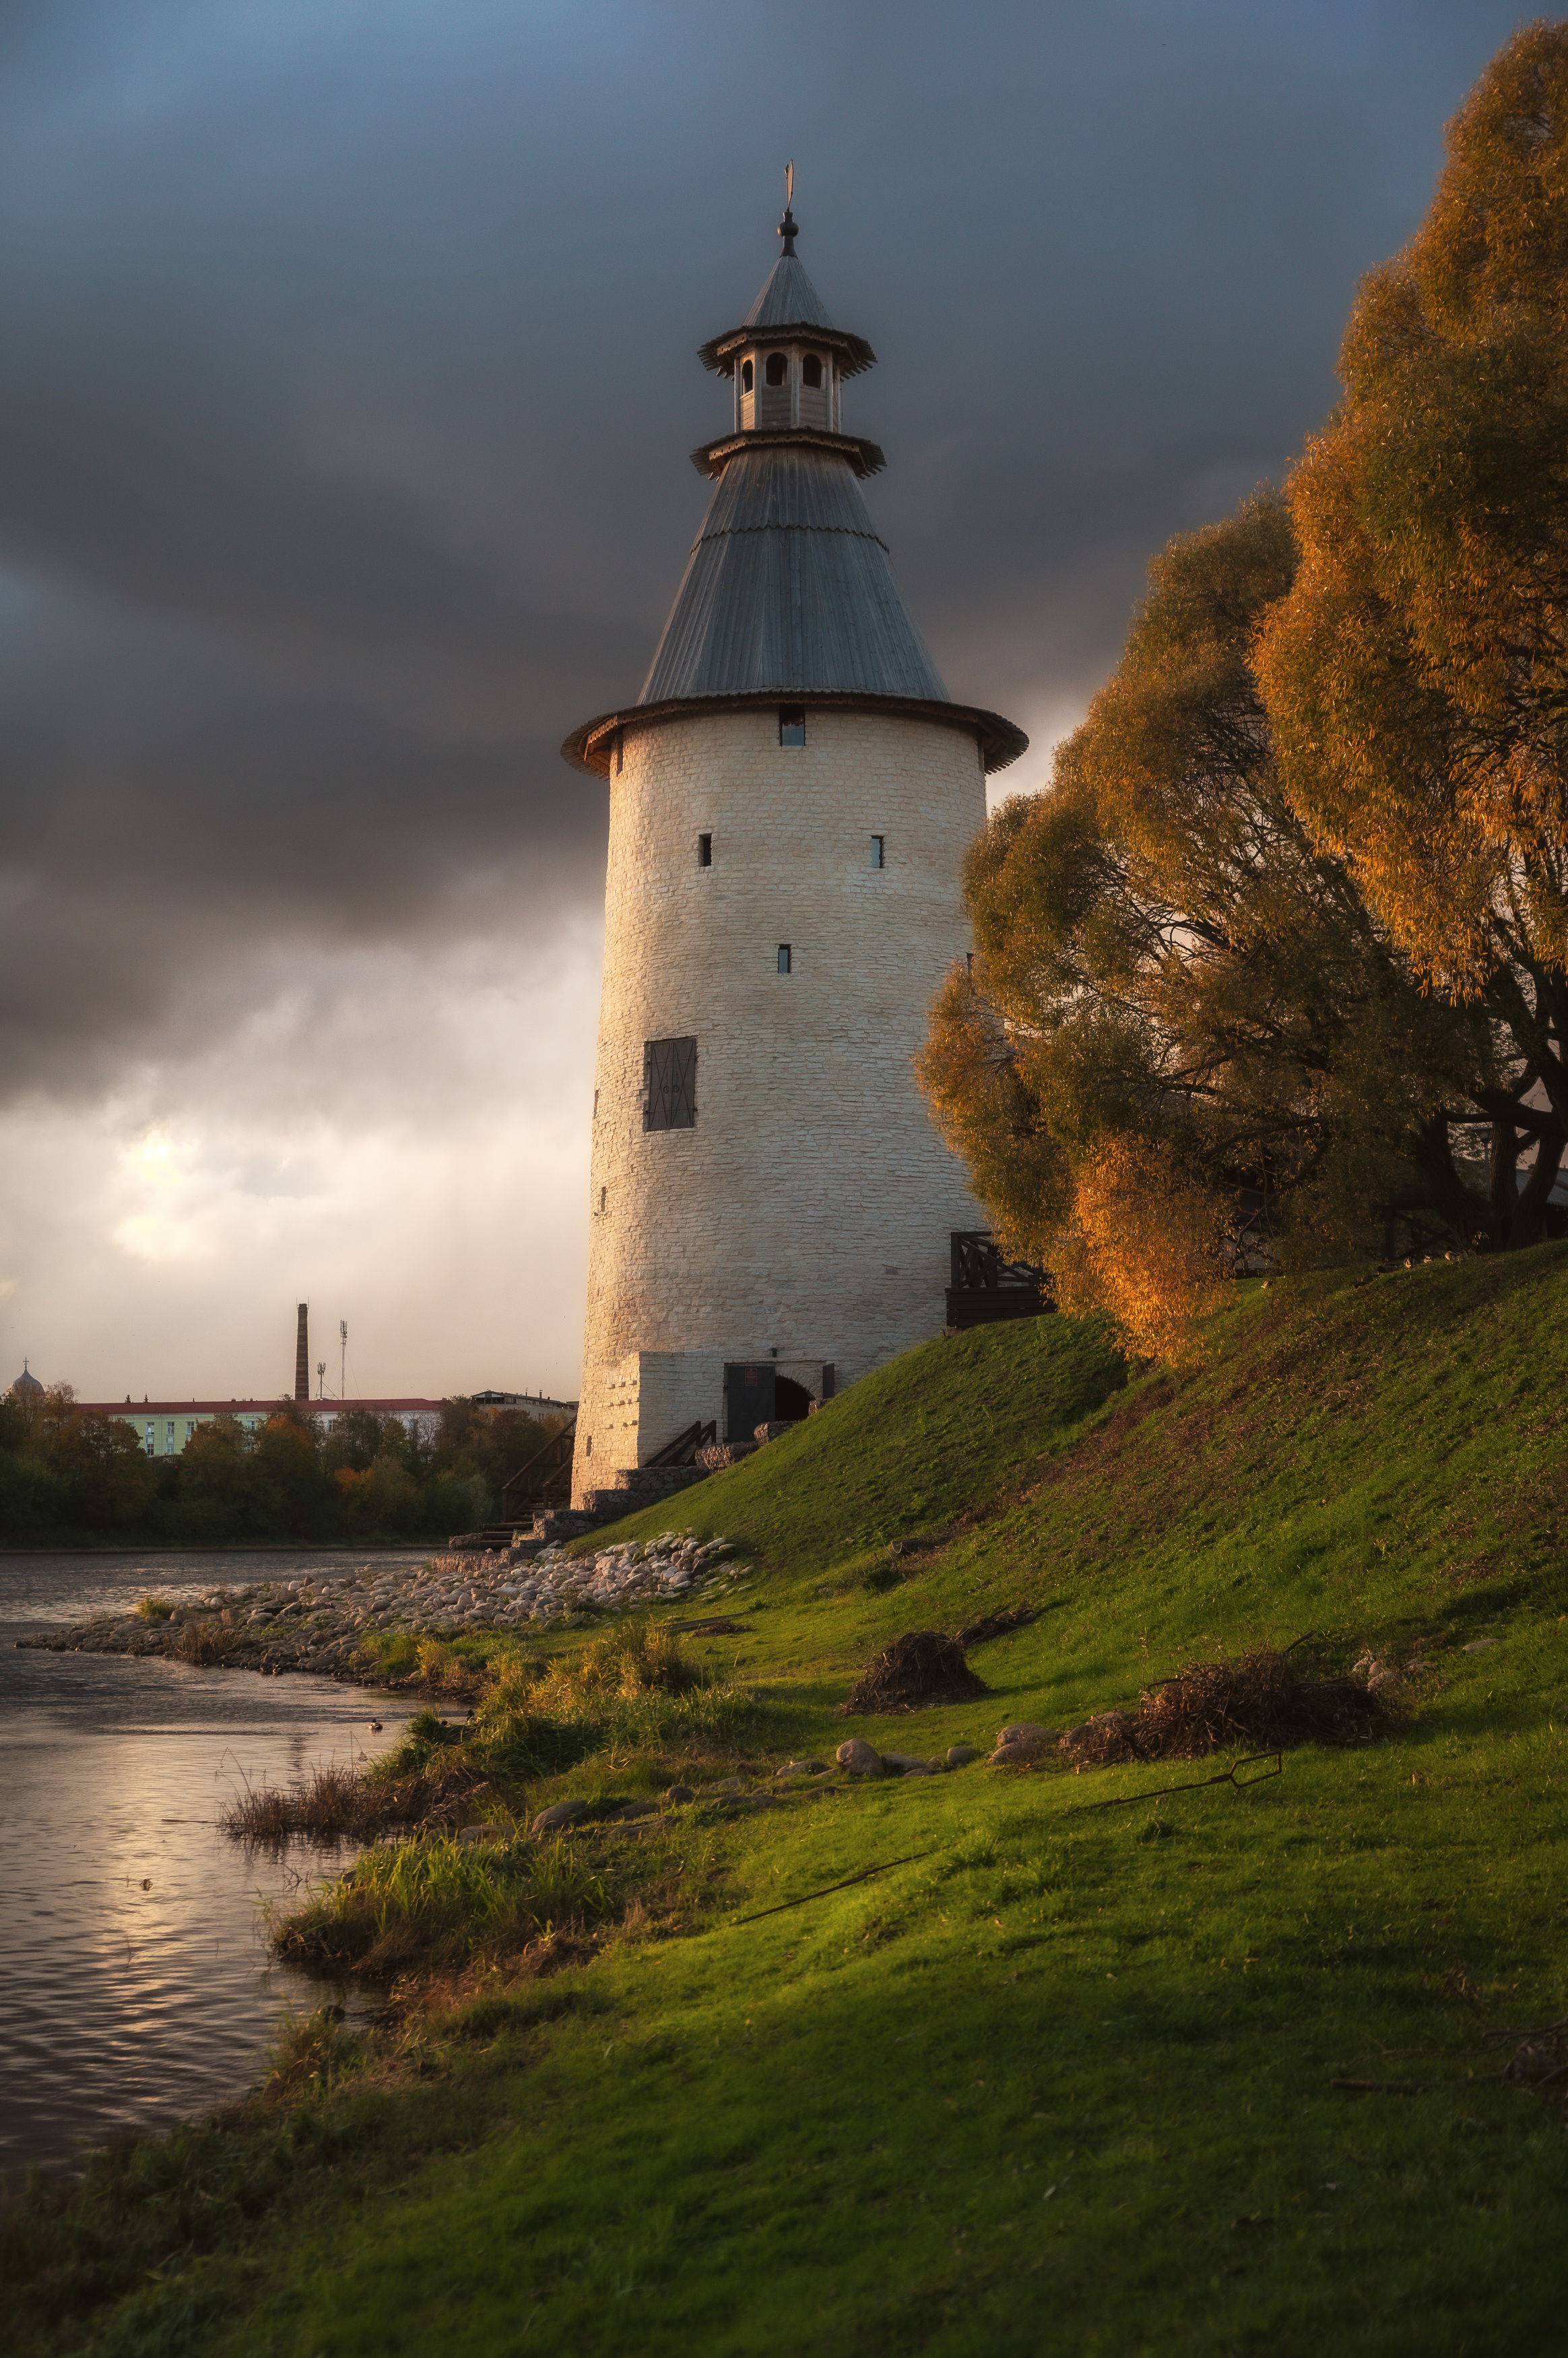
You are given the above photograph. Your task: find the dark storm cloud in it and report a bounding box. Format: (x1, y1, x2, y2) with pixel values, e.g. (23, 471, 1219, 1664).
(0, 0, 1528, 1096)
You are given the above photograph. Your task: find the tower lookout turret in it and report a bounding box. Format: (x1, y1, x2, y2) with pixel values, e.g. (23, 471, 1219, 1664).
(563, 203, 1026, 1503)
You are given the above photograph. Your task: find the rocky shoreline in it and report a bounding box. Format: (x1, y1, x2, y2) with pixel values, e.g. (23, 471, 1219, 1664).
(15, 1531, 746, 1682)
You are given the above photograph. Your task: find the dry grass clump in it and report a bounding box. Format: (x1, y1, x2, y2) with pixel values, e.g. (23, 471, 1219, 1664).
(220, 1756, 487, 1844)
(174, 1617, 231, 1665)
(261, 2006, 358, 2105)
(415, 1634, 486, 1698)
(1072, 1646, 1399, 1766)
(272, 1835, 610, 1978)
(531, 1621, 704, 1711)
(841, 1630, 988, 1715)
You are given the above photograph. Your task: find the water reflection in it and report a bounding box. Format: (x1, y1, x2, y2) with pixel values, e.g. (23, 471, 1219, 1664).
(0, 1550, 430, 2178)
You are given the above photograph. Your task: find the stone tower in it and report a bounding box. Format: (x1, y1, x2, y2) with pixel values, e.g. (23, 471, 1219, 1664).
(562, 198, 1025, 1503)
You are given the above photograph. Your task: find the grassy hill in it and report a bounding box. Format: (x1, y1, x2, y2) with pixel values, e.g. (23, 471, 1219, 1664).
(13, 1252, 1568, 2357)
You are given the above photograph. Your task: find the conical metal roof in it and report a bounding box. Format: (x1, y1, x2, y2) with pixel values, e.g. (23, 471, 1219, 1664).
(639, 445, 946, 704)
(742, 254, 835, 333)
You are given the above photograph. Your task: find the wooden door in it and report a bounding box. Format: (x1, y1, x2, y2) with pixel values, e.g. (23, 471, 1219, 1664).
(724, 1362, 775, 1443)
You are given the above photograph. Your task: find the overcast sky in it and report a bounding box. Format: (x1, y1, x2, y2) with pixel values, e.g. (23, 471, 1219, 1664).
(0, 0, 1529, 1402)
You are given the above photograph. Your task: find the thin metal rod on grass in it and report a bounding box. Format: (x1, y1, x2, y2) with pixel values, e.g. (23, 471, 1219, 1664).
(732, 1851, 936, 1926)
(1062, 1751, 1282, 1817)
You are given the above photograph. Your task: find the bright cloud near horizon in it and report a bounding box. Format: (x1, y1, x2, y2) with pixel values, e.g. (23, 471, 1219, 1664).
(0, 0, 1526, 1401)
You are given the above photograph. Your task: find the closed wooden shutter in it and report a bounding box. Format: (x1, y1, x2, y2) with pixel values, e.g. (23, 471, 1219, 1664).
(643, 1036, 697, 1131)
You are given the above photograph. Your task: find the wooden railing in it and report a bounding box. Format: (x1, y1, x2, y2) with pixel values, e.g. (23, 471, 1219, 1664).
(500, 1419, 576, 1515)
(946, 1232, 1051, 1328)
(647, 1418, 717, 1467)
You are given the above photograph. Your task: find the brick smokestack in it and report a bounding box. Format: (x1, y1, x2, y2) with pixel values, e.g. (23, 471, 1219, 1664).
(294, 1303, 309, 1401)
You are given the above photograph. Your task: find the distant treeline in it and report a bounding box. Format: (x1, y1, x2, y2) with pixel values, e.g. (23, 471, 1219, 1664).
(0, 1388, 563, 1546)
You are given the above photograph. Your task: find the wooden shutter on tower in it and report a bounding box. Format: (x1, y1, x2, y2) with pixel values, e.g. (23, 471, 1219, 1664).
(643, 1036, 698, 1132)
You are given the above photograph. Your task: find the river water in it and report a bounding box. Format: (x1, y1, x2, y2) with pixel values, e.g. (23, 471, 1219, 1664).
(0, 1551, 430, 2184)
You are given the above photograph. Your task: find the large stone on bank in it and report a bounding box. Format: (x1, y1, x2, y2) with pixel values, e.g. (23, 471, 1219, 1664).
(880, 1751, 941, 1774)
(530, 1798, 591, 1835)
(989, 1723, 1061, 1767)
(836, 1738, 886, 1777)
(946, 1745, 979, 1766)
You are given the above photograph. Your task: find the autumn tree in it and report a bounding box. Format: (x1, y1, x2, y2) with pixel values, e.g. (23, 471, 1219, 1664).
(1255, 22, 1568, 1238)
(919, 490, 1495, 1359)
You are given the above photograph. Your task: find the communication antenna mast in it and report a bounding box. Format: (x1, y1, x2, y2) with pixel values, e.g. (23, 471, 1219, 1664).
(317, 1360, 325, 1400)
(339, 1319, 348, 1401)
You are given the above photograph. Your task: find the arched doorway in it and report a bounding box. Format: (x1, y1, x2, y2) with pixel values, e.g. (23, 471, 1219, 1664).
(775, 1376, 814, 1422)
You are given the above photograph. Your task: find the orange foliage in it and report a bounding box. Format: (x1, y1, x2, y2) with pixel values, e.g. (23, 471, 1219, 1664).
(1051, 1137, 1230, 1366)
(1255, 23, 1568, 991)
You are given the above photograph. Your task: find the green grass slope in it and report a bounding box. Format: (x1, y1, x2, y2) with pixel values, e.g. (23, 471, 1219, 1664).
(18, 1252, 1568, 2358)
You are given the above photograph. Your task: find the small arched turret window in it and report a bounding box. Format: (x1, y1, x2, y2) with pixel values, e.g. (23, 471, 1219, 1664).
(741, 357, 754, 393)
(802, 353, 822, 389)
(764, 352, 787, 387)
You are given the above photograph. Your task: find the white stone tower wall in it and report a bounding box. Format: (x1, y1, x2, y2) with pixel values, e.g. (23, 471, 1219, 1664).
(572, 703, 985, 1499)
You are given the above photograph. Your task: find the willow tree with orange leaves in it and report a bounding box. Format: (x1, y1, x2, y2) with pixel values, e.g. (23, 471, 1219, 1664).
(919, 490, 1493, 1363)
(1255, 22, 1568, 1241)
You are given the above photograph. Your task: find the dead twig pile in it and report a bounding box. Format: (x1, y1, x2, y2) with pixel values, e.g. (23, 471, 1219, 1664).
(1070, 1646, 1400, 1766)
(839, 1630, 987, 1716)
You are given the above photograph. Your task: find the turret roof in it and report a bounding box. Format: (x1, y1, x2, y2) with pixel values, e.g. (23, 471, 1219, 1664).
(744, 253, 833, 333)
(698, 220, 875, 378)
(562, 205, 1026, 777)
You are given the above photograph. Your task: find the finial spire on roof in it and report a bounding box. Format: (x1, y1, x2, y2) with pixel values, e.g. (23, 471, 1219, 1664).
(778, 161, 798, 258)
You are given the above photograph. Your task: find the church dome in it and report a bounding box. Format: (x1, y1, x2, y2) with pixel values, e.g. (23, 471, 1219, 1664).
(10, 1360, 42, 1395)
